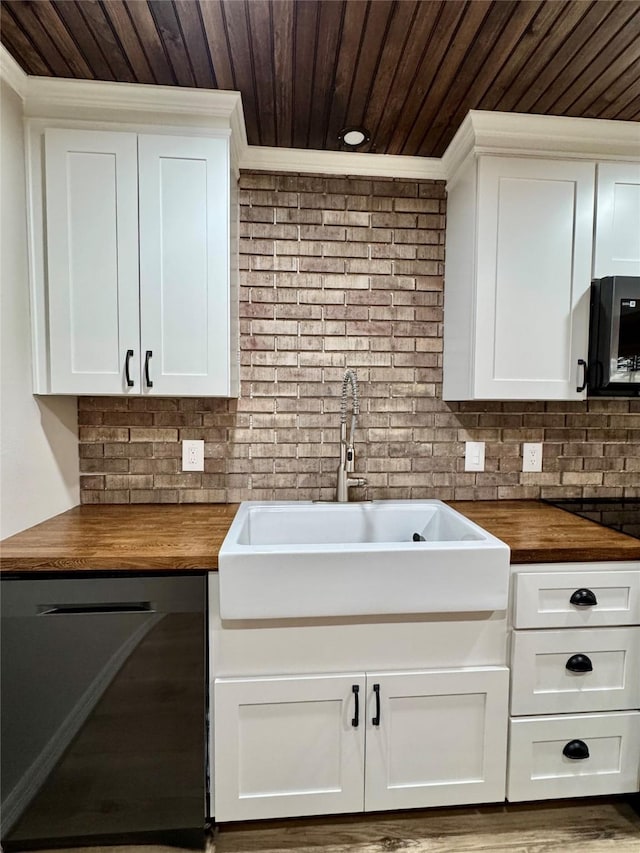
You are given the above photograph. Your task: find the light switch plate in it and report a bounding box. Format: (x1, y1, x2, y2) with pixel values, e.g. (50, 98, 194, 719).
(464, 441, 485, 472)
(182, 439, 205, 472)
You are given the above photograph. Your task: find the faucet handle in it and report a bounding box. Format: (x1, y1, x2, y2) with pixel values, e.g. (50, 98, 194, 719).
(348, 477, 367, 489)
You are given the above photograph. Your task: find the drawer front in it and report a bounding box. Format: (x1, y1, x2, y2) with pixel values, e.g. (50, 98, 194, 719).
(513, 567, 640, 629)
(510, 626, 640, 715)
(507, 711, 640, 802)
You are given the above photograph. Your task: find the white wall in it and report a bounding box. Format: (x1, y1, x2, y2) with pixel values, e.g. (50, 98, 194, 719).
(0, 80, 79, 539)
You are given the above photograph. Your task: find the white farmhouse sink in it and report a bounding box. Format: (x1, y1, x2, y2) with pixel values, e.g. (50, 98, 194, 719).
(218, 500, 510, 620)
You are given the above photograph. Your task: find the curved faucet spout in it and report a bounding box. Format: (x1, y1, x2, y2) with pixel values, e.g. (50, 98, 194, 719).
(336, 369, 366, 501)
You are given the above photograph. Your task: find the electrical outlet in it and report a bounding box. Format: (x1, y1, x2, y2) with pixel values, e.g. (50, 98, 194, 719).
(182, 439, 204, 472)
(522, 442, 543, 472)
(464, 441, 485, 472)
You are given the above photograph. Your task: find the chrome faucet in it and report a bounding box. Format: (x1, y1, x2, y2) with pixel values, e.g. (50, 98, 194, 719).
(336, 368, 367, 502)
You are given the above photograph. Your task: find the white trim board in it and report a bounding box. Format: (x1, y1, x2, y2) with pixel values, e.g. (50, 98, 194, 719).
(2, 43, 639, 181)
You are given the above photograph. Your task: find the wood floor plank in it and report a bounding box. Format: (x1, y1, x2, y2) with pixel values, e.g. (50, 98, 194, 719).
(213, 801, 640, 852)
(15, 800, 640, 852)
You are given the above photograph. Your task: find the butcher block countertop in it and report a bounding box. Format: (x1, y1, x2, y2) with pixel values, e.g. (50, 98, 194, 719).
(1, 500, 639, 573)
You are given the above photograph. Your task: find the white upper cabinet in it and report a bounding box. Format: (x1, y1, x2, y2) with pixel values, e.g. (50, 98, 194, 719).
(593, 162, 640, 278)
(443, 155, 594, 401)
(32, 126, 237, 396)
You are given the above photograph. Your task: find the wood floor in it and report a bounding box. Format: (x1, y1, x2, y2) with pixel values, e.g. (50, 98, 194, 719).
(19, 798, 640, 853)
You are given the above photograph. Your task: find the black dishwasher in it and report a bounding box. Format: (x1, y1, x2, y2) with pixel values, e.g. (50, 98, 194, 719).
(0, 573, 206, 850)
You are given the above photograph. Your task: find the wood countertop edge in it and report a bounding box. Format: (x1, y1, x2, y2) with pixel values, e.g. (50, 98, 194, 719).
(1, 500, 640, 572)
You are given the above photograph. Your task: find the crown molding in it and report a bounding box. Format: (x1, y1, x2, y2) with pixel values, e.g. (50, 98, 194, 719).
(241, 145, 445, 180)
(443, 110, 640, 181)
(23, 75, 243, 122)
(0, 44, 29, 99)
(4, 62, 639, 182)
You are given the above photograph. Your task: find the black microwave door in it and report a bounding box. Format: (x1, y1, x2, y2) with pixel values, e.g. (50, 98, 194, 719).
(589, 276, 640, 396)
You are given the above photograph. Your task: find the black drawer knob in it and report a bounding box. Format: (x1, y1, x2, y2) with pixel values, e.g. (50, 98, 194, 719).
(566, 653, 593, 673)
(563, 739, 590, 760)
(569, 588, 598, 607)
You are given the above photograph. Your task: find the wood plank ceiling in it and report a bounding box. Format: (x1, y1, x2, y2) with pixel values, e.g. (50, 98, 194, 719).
(2, 0, 639, 157)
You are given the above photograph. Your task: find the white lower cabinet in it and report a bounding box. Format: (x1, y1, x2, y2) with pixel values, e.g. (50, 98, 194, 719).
(507, 712, 640, 802)
(214, 667, 509, 821)
(508, 561, 640, 803)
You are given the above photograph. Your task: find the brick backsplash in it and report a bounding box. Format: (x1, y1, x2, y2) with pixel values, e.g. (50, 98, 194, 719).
(79, 172, 640, 504)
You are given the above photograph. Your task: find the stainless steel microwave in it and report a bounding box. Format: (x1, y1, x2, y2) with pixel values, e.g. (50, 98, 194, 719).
(588, 276, 640, 396)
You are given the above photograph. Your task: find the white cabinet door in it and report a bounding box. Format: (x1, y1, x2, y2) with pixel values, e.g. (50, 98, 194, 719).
(44, 129, 140, 394)
(594, 163, 640, 278)
(474, 157, 594, 400)
(138, 135, 231, 396)
(214, 673, 365, 821)
(364, 667, 509, 811)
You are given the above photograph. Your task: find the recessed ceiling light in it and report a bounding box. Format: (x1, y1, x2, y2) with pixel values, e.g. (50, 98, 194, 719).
(338, 127, 371, 149)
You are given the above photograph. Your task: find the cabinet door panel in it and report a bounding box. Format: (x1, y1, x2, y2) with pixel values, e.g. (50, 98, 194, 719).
(513, 566, 640, 629)
(138, 135, 230, 396)
(364, 667, 508, 811)
(508, 712, 640, 801)
(214, 674, 365, 821)
(594, 163, 640, 278)
(510, 627, 640, 715)
(44, 130, 139, 394)
(475, 157, 594, 400)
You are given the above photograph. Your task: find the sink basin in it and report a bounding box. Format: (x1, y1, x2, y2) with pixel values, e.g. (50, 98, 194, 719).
(218, 500, 510, 620)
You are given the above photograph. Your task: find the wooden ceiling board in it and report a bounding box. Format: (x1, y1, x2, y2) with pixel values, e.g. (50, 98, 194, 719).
(291, 0, 318, 149)
(398, 0, 495, 156)
(494, 1, 605, 114)
(4, 0, 80, 78)
(580, 51, 640, 120)
(376, 0, 458, 156)
(221, 0, 260, 143)
(1, 0, 638, 157)
(336, 0, 396, 138)
(148, 0, 197, 87)
(512, 1, 619, 115)
(324, 0, 369, 149)
(198, 0, 235, 91)
(421, 0, 545, 158)
(52, 0, 119, 81)
(531, 3, 640, 115)
(272, 0, 295, 148)
(360, 0, 421, 150)
(101, 0, 156, 85)
(0, 9, 52, 77)
(307, 0, 344, 150)
(246, 0, 276, 146)
(173, 0, 216, 89)
(123, 0, 177, 85)
(475, 0, 567, 113)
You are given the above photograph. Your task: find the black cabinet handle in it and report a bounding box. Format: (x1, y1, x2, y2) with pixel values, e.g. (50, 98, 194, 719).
(144, 350, 153, 388)
(372, 683, 381, 726)
(351, 684, 359, 728)
(566, 653, 593, 673)
(576, 358, 588, 392)
(124, 349, 134, 387)
(570, 588, 598, 607)
(39, 602, 152, 615)
(563, 739, 590, 760)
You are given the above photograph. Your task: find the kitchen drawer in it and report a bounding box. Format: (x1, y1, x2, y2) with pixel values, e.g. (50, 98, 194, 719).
(507, 711, 640, 802)
(510, 626, 640, 716)
(513, 564, 640, 629)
